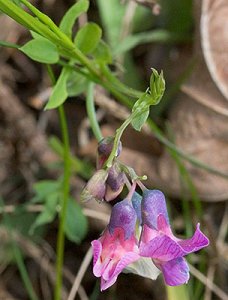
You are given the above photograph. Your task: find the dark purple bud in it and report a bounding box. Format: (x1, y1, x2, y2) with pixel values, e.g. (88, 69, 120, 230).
(107, 163, 125, 190)
(108, 199, 137, 240)
(131, 192, 142, 224)
(142, 189, 170, 229)
(81, 169, 108, 202)
(105, 163, 125, 201)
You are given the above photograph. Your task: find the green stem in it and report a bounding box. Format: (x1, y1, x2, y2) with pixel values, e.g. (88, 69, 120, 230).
(86, 82, 103, 142)
(55, 105, 71, 300)
(105, 113, 135, 168)
(12, 242, 38, 300)
(47, 66, 71, 300)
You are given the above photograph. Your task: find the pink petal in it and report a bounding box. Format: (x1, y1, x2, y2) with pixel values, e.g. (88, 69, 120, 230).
(177, 223, 209, 253)
(157, 214, 173, 237)
(159, 257, 190, 286)
(100, 276, 118, 291)
(91, 240, 103, 277)
(100, 252, 140, 291)
(112, 252, 140, 278)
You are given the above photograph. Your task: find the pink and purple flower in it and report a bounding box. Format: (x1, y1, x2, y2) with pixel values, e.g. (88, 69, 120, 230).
(91, 199, 140, 290)
(140, 190, 209, 286)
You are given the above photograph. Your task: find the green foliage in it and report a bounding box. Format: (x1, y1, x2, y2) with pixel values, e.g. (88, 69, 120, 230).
(97, 0, 125, 48)
(67, 70, 89, 96)
(92, 40, 112, 64)
(131, 69, 165, 131)
(74, 23, 102, 54)
(30, 179, 88, 242)
(30, 193, 59, 234)
(19, 37, 59, 64)
(45, 67, 71, 110)
(114, 30, 189, 55)
(30, 180, 61, 233)
(160, 0, 193, 34)
(32, 180, 61, 203)
(64, 197, 88, 243)
(59, 0, 89, 38)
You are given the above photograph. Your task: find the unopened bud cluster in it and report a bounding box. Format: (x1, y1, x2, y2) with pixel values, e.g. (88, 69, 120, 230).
(81, 137, 124, 202)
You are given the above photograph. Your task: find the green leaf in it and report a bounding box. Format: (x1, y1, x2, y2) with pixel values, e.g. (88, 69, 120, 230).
(74, 22, 102, 54)
(19, 37, 59, 64)
(113, 30, 189, 55)
(59, 0, 89, 38)
(64, 197, 88, 243)
(92, 40, 112, 64)
(67, 70, 89, 97)
(45, 67, 71, 110)
(30, 30, 42, 39)
(30, 193, 59, 233)
(97, 0, 125, 48)
(131, 107, 149, 131)
(124, 257, 160, 280)
(32, 180, 60, 203)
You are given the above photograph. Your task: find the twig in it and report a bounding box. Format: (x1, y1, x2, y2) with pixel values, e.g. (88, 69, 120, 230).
(204, 264, 216, 300)
(217, 203, 228, 245)
(67, 247, 93, 300)
(0, 204, 110, 224)
(189, 263, 228, 300)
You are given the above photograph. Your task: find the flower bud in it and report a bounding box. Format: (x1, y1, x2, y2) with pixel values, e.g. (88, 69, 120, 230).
(81, 169, 108, 202)
(105, 163, 125, 201)
(108, 199, 137, 239)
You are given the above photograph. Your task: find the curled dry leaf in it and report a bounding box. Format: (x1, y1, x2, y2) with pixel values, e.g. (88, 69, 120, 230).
(201, 0, 228, 100)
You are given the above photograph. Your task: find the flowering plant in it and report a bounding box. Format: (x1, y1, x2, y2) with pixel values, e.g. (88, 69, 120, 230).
(82, 137, 209, 291)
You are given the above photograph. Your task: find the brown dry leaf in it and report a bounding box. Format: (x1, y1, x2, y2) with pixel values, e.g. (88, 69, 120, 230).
(201, 0, 228, 100)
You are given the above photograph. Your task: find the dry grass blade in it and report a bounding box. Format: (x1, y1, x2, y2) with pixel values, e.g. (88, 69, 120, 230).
(189, 263, 228, 300)
(67, 247, 93, 300)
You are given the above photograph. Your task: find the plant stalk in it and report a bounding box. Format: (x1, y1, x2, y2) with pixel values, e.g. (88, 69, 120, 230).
(47, 65, 71, 300)
(86, 82, 103, 142)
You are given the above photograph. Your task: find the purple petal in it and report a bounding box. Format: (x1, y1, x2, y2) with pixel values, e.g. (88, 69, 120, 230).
(177, 223, 209, 253)
(159, 257, 190, 286)
(108, 199, 137, 239)
(142, 189, 169, 229)
(140, 234, 185, 261)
